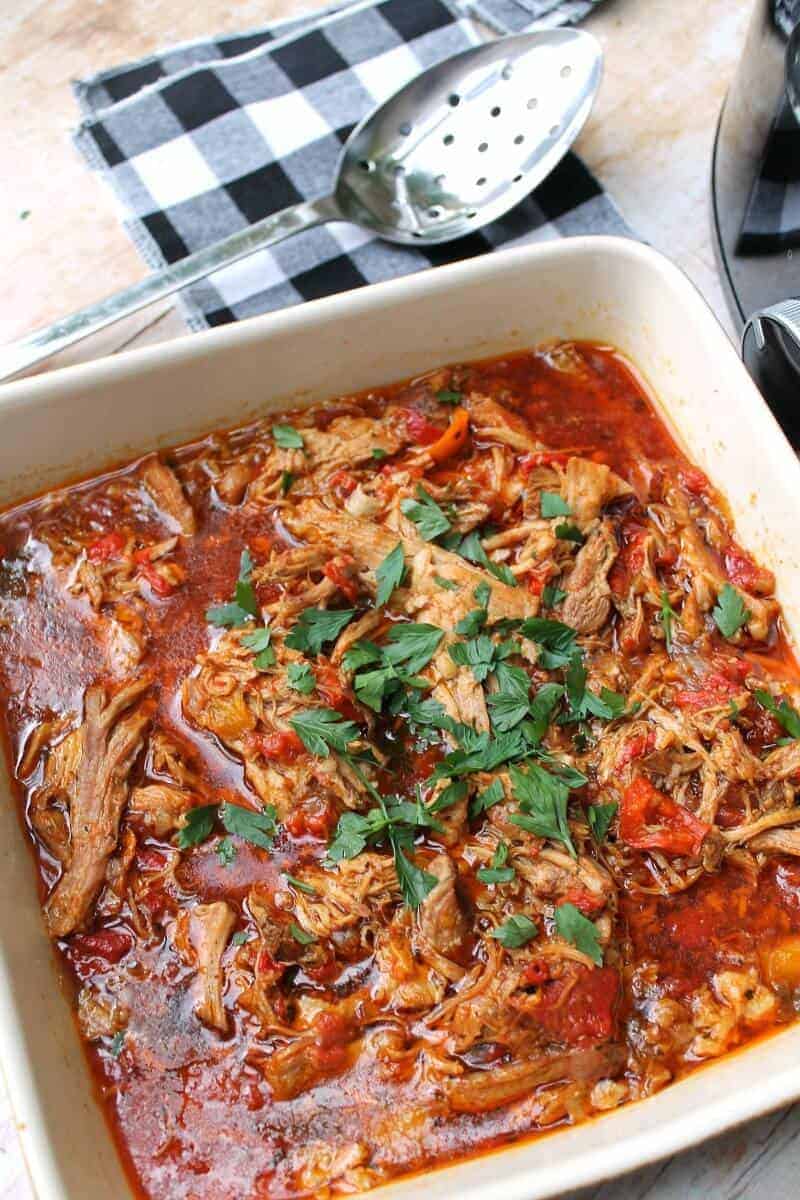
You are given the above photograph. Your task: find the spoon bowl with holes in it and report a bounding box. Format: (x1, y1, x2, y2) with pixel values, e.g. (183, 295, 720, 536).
(0, 28, 602, 382)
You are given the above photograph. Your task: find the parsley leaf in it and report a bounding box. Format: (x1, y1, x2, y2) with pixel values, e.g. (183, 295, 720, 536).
(241, 623, 276, 670)
(477, 841, 516, 884)
(231, 930, 250, 946)
(429, 779, 468, 813)
(430, 728, 529, 781)
(342, 641, 383, 672)
(286, 662, 316, 694)
(450, 635, 499, 683)
(555, 902, 603, 965)
(456, 606, 488, 637)
(755, 689, 800, 739)
(541, 491, 571, 518)
(280, 470, 294, 496)
(508, 763, 576, 856)
(383, 623, 444, 674)
(285, 607, 356, 655)
(436, 388, 462, 405)
(541, 583, 567, 608)
(713, 583, 749, 638)
(326, 805, 436, 909)
(109, 1031, 125, 1058)
(216, 836, 237, 867)
(285, 873, 317, 895)
(489, 913, 538, 948)
(434, 574, 458, 591)
(659, 588, 680, 653)
(555, 523, 585, 545)
(470, 777, 505, 818)
(375, 542, 407, 608)
(206, 548, 259, 627)
(220, 802, 277, 851)
(290, 707, 360, 756)
(487, 663, 531, 732)
(587, 802, 618, 843)
(458, 529, 518, 587)
(400, 485, 452, 541)
(393, 846, 438, 909)
(371, 447, 388, 460)
(176, 804, 217, 849)
(520, 617, 579, 669)
(290, 922, 317, 945)
(272, 423, 304, 450)
(526, 682, 564, 743)
(563, 657, 627, 723)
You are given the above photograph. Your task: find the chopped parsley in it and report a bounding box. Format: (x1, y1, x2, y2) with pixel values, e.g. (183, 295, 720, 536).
(563, 657, 628, 723)
(554, 902, 603, 965)
(400, 485, 452, 541)
(555, 523, 585, 545)
(289, 922, 317, 945)
(220, 802, 277, 851)
(540, 491, 571, 518)
(450, 635, 516, 684)
(470, 777, 504, 818)
(290, 707, 360, 756)
(434, 574, 458, 591)
(109, 1031, 125, 1058)
(216, 836, 237, 868)
(371, 447, 388, 460)
(755, 688, 800, 740)
(345, 624, 443, 712)
(489, 913, 538, 948)
(458, 529, 517, 587)
(375, 542, 407, 607)
(436, 388, 462, 405)
(272, 423, 304, 450)
(487, 662, 531, 732)
(326, 800, 437, 910)
(176, 804, 217, 849)
(429, 779, 468, 813)
(231, 931, 249, 946)
(206, 548, 259, 627)
(587, 802, 617, 843)
(285, 606, 355, 655)
(241, 622, 276, 670)
(713, 583, 749, 638)
(477, 841, 516, 884)
(508, 762, 578, 857)
(520, 617, 579, 669)
(285, 873, 317, 895)
(280, 470, 294, 496)
(541, 583, 567, 608)
(286, 662, 316, 694)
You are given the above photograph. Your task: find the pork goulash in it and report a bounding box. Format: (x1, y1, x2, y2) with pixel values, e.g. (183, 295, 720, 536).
(2, 343, 800, 1198)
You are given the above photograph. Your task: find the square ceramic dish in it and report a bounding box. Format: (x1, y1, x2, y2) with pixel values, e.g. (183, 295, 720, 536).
(2, 235, 800, 1200)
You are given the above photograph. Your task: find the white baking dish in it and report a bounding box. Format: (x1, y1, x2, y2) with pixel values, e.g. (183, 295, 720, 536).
(2, 235, 800, 1200)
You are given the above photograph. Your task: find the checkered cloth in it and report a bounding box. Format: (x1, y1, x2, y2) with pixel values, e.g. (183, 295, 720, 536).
(737, 95, 800, 255)
(74, 0, 626, 330)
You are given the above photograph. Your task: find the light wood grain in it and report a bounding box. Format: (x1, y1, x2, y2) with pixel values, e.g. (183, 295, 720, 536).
(5, 3, 798, 1200)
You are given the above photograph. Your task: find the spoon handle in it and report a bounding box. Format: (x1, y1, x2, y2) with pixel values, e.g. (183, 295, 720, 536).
(0, 194, 340, 384)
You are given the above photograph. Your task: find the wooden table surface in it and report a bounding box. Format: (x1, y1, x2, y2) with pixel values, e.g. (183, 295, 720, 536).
(4, 0, 799, 1197)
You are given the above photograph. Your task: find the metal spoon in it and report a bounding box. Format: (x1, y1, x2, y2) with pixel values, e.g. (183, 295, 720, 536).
(0, 28, 602, 383)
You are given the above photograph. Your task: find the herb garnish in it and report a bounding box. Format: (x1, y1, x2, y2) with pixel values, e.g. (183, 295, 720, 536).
(520, 617, 579, 669)
(436, 388, 462, 405)
(541, 584, 567, 608)
(241, 622, 276, 669)
(290, 922, 317, 945)
(489, 914, 538, 948)
(540, 491, 571, 518)
(458, 529, 517, 587)
(400, 485, 452, 541)
(290, 708, 360, 756)
(555, 523, 585, 545)
(755, 688, 800, 740)
(220, 802, 277, 851)
(272, 424, 304, 450)
(713, 583, 749, 638)
(469, 778, 504, 818)
(375, 542, 407, 607)
(508, 762, 580, 857)
(216, 836, 237, 867)
(286, 662, 316, 694)
(280, 470, 294, 496)
(176, 804, 217, 849)
(206, 548, 259, 627)
(285, 606, 355, 655)
(477, 841, 516, 884)
(555, 902, 603, 965)
(434, 574, 458, 591)
(109, 1031, 125, 1058)
(587, 802, 617, 843)
(285, 873, 317, 895)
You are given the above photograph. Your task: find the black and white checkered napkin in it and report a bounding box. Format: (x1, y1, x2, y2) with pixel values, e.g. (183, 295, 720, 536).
(737, 95, 800, 255)
(73, 0, 627, 330)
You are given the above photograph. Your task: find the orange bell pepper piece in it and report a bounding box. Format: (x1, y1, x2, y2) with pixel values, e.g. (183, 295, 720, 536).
(426, 407, 470, 463)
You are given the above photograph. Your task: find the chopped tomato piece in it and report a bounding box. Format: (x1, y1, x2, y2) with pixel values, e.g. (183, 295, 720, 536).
(284, 797, 337, 841)
(251, 730, 304, 764)
(67, 928, 132, 978)
(137, 562, 175, 598)
(250, 532, 283, 559)
(313, 1011, 351, 1069)
(87, 531, 125, 562)
(403, 406, 444, 446)
(536, 965, 619, 1045)
(521, 958, 552, 986)
(655, 543, 678, 568)
(620, 776, 709, 857)
(609, 523, 648, 596)
(315, 664, 359, 721)
(562, 886, 606, 917)
(323, 555, 360, 603)
(673, 671, 741, 711)
(426, 408, 470, 463)
(616, 729, 656, 767)
(679, 466, 710, 496)
(328, 469, 358, 496)
(724, 543, 774, 595)
(526, 562, 553, 597)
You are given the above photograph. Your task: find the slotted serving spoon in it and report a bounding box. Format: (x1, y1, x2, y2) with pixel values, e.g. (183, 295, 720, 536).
(0, 27, 602, 383)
